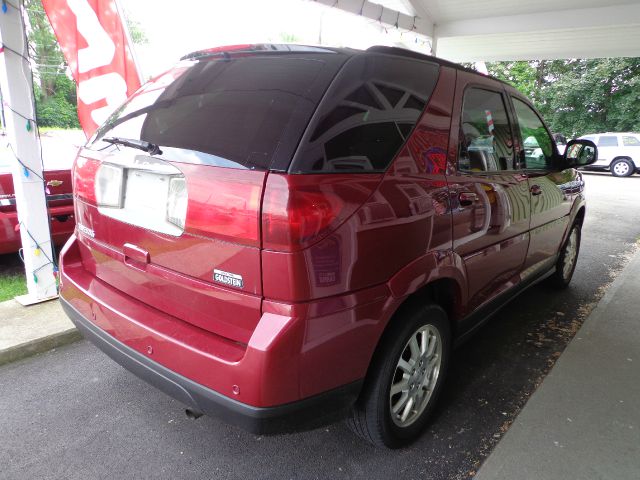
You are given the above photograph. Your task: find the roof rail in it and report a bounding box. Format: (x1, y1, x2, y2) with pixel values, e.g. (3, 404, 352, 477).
(365, 45, 512, 86)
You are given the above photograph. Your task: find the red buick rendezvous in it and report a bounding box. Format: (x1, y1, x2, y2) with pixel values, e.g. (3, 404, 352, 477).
(59, 44, 597, 448)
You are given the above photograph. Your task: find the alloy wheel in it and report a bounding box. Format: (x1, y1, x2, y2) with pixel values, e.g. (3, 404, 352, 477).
(389, 325, 442, 428)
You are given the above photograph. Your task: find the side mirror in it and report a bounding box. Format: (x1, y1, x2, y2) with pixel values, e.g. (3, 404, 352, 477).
(563, 139, 597, 168)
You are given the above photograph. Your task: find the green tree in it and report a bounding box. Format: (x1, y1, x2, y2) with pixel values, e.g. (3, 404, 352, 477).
(126, 17, 148, 45)
(484, 58, 640, 138)
(24, 0, 79, 128)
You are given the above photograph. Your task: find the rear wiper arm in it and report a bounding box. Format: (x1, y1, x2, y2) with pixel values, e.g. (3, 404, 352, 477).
(102, 136, 162, 155)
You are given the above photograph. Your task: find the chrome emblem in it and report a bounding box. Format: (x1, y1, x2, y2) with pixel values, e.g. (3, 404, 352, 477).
(213, 269, 244, 288)
(47, 179, 63, 187)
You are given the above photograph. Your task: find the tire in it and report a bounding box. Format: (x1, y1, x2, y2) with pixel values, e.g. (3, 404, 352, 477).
(347, 303, 451, 448)
(547, 223, 581, 289)
(610, 158, 634, 177)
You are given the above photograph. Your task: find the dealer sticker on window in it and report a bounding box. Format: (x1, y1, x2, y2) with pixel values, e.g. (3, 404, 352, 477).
(213, 269, 244, 289)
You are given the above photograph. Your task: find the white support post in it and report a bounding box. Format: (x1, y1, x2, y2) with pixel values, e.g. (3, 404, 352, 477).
(0, 2, 57, 304)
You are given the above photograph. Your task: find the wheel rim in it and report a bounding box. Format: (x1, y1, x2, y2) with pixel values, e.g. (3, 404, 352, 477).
(562, 229, 578, 279)
(389, 324, 442, 428)
(613, 162, 630, 176)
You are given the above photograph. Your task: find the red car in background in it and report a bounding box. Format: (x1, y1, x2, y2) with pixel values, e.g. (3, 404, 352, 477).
(0, 131, 79, 255)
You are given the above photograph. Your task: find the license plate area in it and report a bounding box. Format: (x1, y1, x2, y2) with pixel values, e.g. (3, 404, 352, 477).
(98, 168, 183, 237)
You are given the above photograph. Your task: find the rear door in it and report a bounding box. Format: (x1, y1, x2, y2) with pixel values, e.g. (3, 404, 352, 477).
(73, 51, 346, 344)
(449, 73, 530, 313)
(596, 134, 620, 167)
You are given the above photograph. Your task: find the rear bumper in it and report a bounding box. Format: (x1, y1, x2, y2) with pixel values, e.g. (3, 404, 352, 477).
(58, 234, 392, 433)
(61, 297, 360, 433)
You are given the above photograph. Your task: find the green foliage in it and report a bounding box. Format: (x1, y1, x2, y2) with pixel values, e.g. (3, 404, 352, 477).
(0, 272, 27, 302)
(127, 17, 148, 45)
(25, 0, 80, 129)
(484, 58, 640, 138)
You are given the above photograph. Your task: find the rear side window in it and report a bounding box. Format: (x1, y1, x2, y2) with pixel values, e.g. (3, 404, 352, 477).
(623, 136, 640, 146)
(598, 136, 619, 147)
(458, 88, 515, 172)
(289, 54, 439, 173)
(88, 55, 343, 171)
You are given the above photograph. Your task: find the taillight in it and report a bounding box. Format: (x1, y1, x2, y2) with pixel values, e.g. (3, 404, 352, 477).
(262, 173, 381, 252)
(73, 157, 100, 205)
(182, 166, 264, 246)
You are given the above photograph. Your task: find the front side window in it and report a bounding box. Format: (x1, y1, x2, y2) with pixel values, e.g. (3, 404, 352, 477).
(458, 88, 515, 172)
(598, 136, 619, 147)
(512, 97, 553, 170)
(289, 54, 440, 173)
(623, 136, 640, 147)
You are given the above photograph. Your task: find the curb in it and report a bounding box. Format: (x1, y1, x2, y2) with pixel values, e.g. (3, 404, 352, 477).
(0, 327, 82, 367)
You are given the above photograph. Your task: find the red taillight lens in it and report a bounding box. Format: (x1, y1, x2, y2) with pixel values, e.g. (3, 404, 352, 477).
(73, 156, 100, 205)
(262, 173, 382, 252)
(182, 166, 265, 247)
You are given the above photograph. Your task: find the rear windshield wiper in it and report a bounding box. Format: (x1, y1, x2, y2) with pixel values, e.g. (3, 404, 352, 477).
(102, 136, 162, 156)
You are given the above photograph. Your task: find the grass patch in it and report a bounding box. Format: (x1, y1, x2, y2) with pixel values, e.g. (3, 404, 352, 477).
(38, 127, 82, 133)
(0, 272, 27, 302)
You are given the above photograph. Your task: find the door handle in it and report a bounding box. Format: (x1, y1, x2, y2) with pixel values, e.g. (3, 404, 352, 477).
(530, 185, 543, 196)
(459, 192, 478, 206)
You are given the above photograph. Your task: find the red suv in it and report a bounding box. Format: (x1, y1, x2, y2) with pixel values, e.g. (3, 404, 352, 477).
(59, 44, 597, 448)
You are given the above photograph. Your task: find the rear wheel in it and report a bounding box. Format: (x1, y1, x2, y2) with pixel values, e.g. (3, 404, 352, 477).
(611, 158, 634, 177)
(347, 303, 450, 448)
(547, 223, 581, 288)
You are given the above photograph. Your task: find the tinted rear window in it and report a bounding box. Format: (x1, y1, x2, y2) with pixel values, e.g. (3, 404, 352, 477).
(289, 54, 440, 173)
(88, 54, 344, 170)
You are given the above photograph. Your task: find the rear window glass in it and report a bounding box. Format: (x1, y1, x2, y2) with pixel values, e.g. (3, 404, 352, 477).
(88, 55, 342, 171)
(289, 54, 439, 173)
(623, 135, 640, 146)
(598, 136, 618, 147)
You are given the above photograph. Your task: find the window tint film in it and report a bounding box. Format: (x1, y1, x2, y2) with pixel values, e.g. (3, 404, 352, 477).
(289, 54, 439, 173)
(459, 88, 514, 172)
(512, 98, 553, 170)
(623, 136, 640, 147)
(88, 55, 343, 171)
(597, 136, 618, 147)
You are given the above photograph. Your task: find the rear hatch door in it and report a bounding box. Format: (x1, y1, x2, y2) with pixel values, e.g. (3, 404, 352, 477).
(73, 48, 346, 344)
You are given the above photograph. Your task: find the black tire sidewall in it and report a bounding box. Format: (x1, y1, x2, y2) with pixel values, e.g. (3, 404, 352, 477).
(369, 304, 451, 448)
(557, 223, 581, 286)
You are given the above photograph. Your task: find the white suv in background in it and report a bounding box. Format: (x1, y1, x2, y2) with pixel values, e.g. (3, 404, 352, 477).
(579, 132, 640, 177)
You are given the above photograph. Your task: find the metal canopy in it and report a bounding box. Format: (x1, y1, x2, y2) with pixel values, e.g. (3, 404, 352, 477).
(320, 0, 640, 61)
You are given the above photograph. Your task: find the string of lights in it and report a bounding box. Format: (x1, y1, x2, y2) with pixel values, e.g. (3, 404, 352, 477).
(1, 0, 60, 291)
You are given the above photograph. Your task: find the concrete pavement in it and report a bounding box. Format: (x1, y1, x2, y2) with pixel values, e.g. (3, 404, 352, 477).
(475, 247, 640, 479)
(0, 298, 80, 366)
